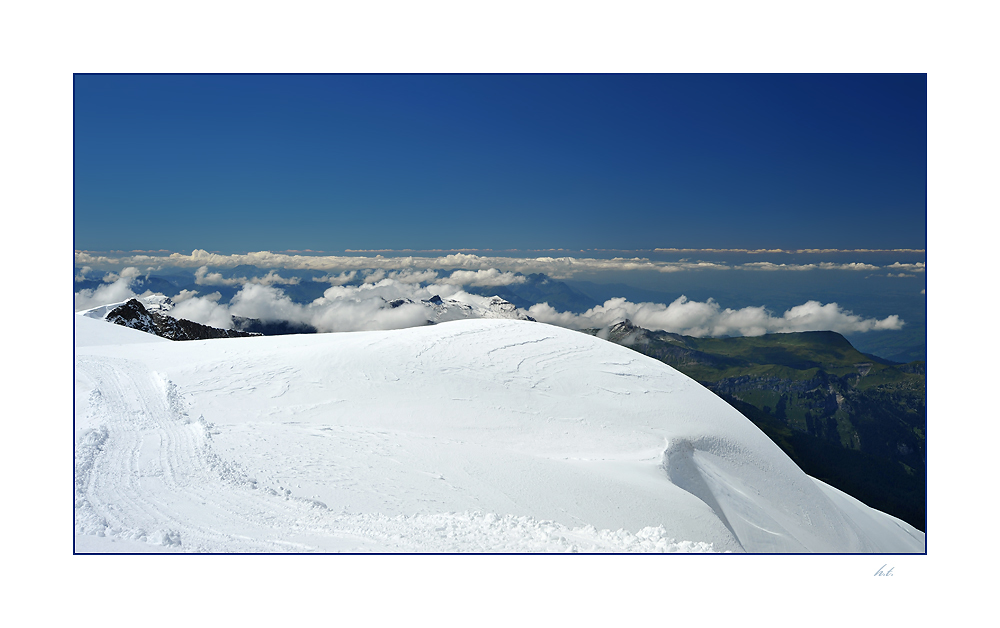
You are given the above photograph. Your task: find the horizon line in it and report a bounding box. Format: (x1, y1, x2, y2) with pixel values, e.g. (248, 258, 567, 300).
(75, 247, 927, 256)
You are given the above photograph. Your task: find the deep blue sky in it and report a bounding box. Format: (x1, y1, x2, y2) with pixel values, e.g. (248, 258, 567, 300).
(74, 74, 926, 252)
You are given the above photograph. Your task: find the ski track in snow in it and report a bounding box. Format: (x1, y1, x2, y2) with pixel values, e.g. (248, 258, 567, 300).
(74, 354, 717, 553)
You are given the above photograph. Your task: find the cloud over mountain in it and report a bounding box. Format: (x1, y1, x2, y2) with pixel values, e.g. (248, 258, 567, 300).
(74, 266, 143, 311)
(527, 297, 904, 337)
(75, 263, 907, 339)
(130, 276, 524, 333)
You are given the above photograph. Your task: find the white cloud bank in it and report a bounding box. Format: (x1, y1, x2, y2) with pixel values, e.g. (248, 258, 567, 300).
(527, 297, 904, 337)
(439, 269, 526, 287)
(75, 250, 923, 279)
(740, 262, 879, 271)
(109, 276, 511, 333)
(74, 266, 144, 311)
(885, 262, 925, 273)
(194, 266, 301, 286)
(75, 265, 906, 338)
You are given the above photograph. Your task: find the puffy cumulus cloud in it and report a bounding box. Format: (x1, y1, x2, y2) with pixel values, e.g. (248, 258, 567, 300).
(161, 272, 480, 333)
(318, 277, 462, 305)
(74, 267, 144, 311)
(74, 249, 924, 279)
(74, 266, 92, 282)
(193, 266, 234, 285)
(528, 296, 904, 337)
(117, 268, 908, 340)
(439, 269, 526, 287)
(362, 269, 387, 284)
(387, 269, 440, 284)
(224, 279, 468, 333)
(886, 262, 925, 273)
(307, 295, 431, 333)
(171, 289, 202, 304)
(779, 301, 903, 333)
(101, 267, 143, 283)
(310, 283, 516, 332)
(75, 281, 137, 311)
(311, 271, 358, 285)
(358, 269, 440, 286)
(228, 284, 308, 325)
(266, 276, 540, 332)
(170, 291, 231, 329)
(253, 270, 300, 286)
(194, 266, 301, 286)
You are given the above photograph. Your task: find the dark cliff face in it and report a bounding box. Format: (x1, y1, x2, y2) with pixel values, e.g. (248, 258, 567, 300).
(104, 299, 159, 334)
(105, 299, 260, 341)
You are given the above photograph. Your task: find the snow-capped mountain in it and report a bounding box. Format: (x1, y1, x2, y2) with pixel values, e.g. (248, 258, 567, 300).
(100, 298, 259, 341)
(80, 293, 534, 339)
(400, 294, 536, 324)
(78, 293, 176, 320)
(74, 315, 924, 553)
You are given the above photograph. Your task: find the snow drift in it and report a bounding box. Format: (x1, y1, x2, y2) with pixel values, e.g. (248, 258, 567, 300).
(74, 314, 924, 553)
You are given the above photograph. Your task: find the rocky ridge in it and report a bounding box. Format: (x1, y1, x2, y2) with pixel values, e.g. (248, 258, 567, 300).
(105, 299, 260, 341)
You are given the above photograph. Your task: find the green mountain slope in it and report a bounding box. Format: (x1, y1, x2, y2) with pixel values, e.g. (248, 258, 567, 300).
(583, 320, 926, 531)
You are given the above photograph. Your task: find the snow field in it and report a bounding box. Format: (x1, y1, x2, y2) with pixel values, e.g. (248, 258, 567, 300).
(74, 315, 924, 552)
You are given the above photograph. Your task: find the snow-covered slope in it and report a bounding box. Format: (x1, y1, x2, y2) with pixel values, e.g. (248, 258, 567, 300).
(74, 317, 924, 553)
(75, 312, 171, 347)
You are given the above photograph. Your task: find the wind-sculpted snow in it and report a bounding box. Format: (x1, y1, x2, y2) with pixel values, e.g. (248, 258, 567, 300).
(74, 315, 924, 553)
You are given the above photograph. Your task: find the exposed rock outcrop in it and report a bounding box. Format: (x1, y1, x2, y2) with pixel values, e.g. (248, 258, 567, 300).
(105, 299, 260, 341)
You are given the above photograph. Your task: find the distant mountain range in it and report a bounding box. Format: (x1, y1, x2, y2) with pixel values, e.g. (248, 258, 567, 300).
(582, 320, 926, 531)
(76, 267, 926, 362)
(75, 269, 591, 316)
(81, 292, 535, 340)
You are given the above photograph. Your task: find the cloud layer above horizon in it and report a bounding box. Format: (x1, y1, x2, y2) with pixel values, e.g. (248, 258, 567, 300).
(74, 264, 905, 337)
(75, 249, 925, 280)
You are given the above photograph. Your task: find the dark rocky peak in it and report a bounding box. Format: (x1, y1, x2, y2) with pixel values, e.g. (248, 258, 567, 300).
(482, 296, 535, 321)
(106, 299, 158, 334)
(105, 299, 259, 341)
(610, 319, 639, 334)
(606, 319, 647, 345)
